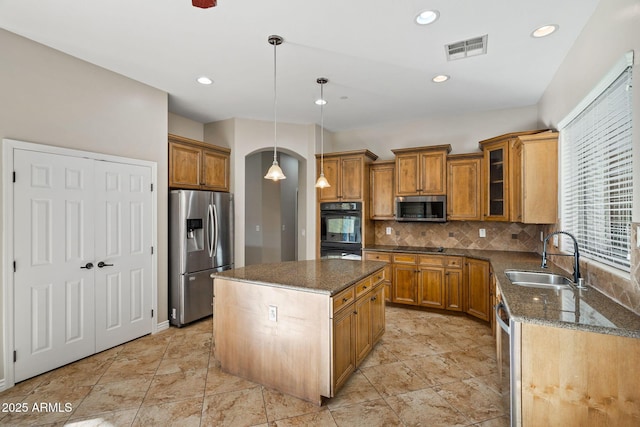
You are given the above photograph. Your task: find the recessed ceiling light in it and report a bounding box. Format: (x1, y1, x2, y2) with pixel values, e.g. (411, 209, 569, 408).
(415, 10, 439, 25)
(531, 24, 558, 38)
(315, 99, 327, 106)
(197, 76, 213, 85)
(432, 74, 449, 83)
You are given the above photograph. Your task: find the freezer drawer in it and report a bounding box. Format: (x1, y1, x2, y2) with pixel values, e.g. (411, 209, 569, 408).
(170, 270, 214, 327)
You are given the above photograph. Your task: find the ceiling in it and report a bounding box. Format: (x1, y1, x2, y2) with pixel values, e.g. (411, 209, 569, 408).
(0, 0, 599, 132)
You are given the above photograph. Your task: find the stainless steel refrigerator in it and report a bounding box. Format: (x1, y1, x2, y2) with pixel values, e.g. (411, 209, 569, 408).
(169, 190, 234, 327)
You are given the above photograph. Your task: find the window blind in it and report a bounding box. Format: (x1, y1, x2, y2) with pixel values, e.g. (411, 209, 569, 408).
(559, 61, 633, 271)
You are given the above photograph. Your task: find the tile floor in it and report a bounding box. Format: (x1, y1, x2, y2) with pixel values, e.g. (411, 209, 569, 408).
(0, 306, 509, 426)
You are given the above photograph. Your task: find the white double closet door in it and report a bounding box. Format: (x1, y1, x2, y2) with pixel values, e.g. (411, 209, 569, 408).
(13, 149, 153, 382)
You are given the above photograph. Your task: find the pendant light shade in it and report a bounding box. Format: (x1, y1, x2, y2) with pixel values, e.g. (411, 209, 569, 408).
(315, 77, 331, 189)
(264, 35, 286, 181)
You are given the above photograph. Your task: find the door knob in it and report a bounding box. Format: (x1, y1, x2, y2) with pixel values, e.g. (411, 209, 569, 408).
(80, 262, 94, 270)
(97, 261, 114, 268)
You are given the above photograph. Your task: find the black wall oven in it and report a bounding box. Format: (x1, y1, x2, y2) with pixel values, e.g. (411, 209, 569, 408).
(319, 202, 362, 259)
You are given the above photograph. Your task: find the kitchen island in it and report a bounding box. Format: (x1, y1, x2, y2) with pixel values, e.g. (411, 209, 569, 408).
(211, 259, 386, 405)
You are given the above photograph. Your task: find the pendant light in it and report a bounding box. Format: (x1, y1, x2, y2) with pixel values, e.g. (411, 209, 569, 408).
(264, 35, 287, 181)
(315, 77, 331, 188)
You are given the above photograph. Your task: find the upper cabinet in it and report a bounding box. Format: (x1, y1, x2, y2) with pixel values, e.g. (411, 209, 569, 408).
(316, 150, 378, 202)
(369, 160, 395, 220)
(392, 145, 451, 196)
(447, 153, 483, 221)
(479, 130, 558, 223)
(169, 134, 231, 192)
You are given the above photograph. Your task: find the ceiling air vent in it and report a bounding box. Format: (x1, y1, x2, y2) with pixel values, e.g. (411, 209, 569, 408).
(445, 35, 488, 61)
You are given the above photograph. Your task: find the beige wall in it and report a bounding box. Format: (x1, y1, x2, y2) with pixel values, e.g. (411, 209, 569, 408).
(332, 105, 541, 158)
(204, 118, 317, 267)
(0, 29, 168, 382)
(168, 112, 204, 142)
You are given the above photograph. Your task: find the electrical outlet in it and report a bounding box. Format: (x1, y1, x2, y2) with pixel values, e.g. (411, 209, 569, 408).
(256, 225, 260, 232)
(479, 229, 486, 238)
(386, 227, 392, 235)
(553, 234, 559, 247)
(268, 305, 277, 322)
(540, 231, 544, 242)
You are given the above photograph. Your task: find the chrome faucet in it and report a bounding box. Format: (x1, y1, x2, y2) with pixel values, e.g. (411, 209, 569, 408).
(541, 231, 583, 286)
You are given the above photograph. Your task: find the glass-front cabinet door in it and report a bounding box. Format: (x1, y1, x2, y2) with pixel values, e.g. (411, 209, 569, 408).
(482, 141, 510, 221)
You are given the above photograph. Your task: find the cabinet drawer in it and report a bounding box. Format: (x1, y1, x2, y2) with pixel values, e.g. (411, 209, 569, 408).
(446, 256, 463, 268)
(418, 255, 444, 267)
(371, 269, 385, 286)
(393, 254, 417, 264)
(333, 287, 355, 314)
(364, 252, 391, 263)
(355, 277, 373, 299)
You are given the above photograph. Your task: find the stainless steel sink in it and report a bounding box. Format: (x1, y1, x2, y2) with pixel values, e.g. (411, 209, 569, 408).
(504, 270, 574, 290)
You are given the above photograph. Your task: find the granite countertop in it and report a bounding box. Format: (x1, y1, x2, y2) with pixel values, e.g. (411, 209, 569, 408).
(365, 245, 640, 338)
(212, 259, 386, 296)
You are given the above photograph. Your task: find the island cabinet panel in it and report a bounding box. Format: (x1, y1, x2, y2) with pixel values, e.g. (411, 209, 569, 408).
(214, 278, 331, 405)
(520, 323, 640, 427)
(364, 251, 393, 302)
(370, 284, 385, 342)
(332, 306, 356, 392)
(214, 265, 385, 405)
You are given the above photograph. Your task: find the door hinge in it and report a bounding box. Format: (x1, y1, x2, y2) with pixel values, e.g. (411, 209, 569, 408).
(151, 309, 154, 318)
(13, 351, 16, 362)
(151, 246, 154, 255)
(150, 183, 154, 192)
(12, 171, 16, 183)
(13, 261, 16, 272)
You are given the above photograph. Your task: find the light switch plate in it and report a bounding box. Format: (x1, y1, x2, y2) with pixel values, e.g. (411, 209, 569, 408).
(386, 227, 392, 235)
(553, 234, 559, 247)
(479, 229, 486, 238)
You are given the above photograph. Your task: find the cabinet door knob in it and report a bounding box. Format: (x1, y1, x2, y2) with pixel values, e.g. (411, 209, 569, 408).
(343, 297, 348, 302)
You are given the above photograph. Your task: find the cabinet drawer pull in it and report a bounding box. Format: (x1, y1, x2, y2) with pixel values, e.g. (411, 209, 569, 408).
(343, 297, 349, 302)
(363, 286, 367, 290)
(371, 296, 377, 301)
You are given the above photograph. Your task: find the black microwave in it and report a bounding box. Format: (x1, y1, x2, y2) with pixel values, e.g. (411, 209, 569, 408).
(395, 196, 446, 222)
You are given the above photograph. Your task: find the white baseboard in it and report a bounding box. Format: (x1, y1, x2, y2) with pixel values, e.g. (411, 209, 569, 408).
(0, 379, 6, 392)
(155, 320, 170, 333)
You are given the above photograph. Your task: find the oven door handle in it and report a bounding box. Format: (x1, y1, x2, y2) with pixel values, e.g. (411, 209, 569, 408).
(495, 302, 510, 335)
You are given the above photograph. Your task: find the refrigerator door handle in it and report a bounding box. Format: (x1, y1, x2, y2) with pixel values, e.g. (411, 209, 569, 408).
(212, 203, 219, 257)
(207, 204, 214, 257)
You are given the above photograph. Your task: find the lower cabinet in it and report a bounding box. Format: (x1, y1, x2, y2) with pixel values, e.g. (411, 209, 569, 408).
(332, 274, 385, 392)
(465, 258, 491, 321)
(363, 250, 491, 322)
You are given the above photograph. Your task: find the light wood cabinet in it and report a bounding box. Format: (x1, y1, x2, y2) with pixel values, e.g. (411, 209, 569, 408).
(418, 255, 463, 311)
(332, 276, 385, 391)
(332, 305, 356, 391)
(316, 150, 378, 202)
(520, 323, 640, 426)
(169, 134, 230, 192)
(447, 153, 483, 221)
(465, 258, 491, 321)
(363, 251, 392, 302)
(369, 160, 395, 220)
(392, 145, 451, 196)
(392, 254, 419, 305)
(479, 130, 558, 223)
(370, 284, 385, 343)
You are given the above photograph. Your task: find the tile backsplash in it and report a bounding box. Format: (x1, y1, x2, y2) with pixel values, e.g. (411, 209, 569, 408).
(374, 221, 544, 252)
